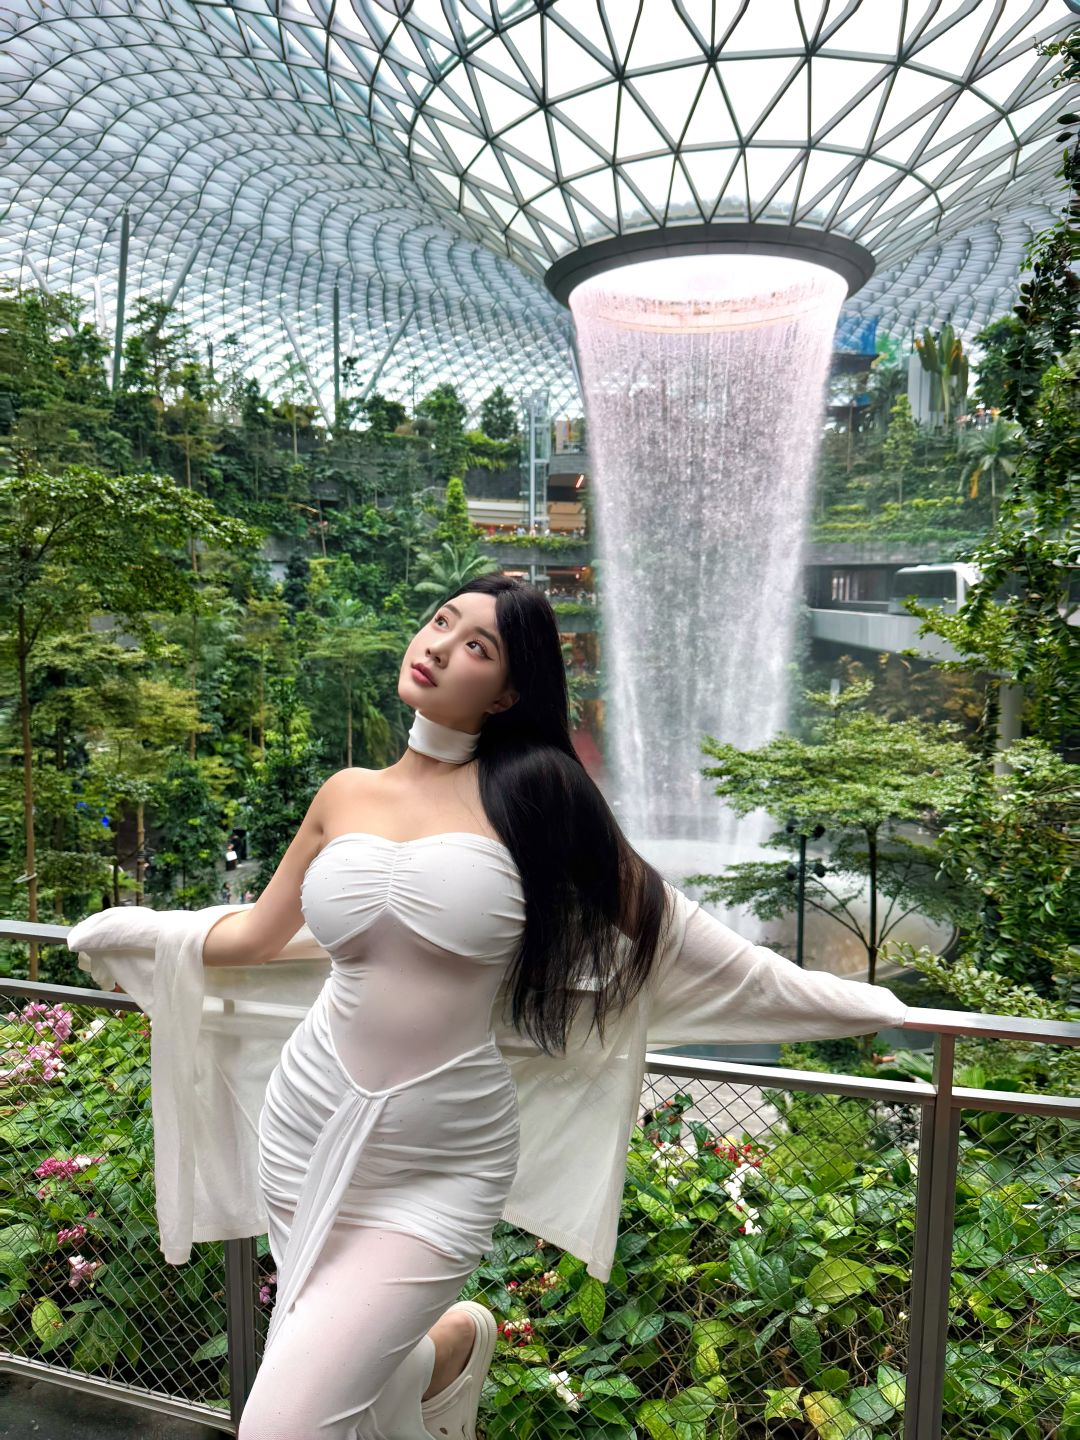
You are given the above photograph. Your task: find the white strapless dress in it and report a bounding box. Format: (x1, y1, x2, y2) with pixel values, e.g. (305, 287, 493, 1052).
(256, 832, 525, 1358)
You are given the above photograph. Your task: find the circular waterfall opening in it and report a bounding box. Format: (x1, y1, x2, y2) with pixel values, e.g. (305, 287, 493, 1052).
(569, 253, 849, 334)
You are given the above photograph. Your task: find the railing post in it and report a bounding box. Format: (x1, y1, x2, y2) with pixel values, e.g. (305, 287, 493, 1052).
(224, 1237, 259, 1427)
(904, 1033, 961, 1440)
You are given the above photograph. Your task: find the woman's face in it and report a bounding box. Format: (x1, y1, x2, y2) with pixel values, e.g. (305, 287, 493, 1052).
(399, 591, 518, 730)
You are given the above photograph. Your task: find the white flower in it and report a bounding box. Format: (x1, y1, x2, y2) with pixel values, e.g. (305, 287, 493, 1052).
(547, 1370, 580, 1411)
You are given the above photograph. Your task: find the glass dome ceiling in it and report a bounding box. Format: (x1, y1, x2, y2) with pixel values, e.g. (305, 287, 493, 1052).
(2, 0, 1076, 418)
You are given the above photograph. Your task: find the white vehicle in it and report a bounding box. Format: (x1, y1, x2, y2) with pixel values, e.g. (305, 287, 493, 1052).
(888, 562, 1080, 623)
(887, 562, 982, 615)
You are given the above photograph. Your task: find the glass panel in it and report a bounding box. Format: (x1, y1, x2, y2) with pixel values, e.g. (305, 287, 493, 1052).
(470, 63, 534, 131)
(719, 56, 803, 136)
(616, 87, 671, 158)
(556, 82, 619, 156)
(753, 64, 809, 144)
(549, 115, 606, 179)
(543, 14, 613, 99)
(623, 5, 704, 69)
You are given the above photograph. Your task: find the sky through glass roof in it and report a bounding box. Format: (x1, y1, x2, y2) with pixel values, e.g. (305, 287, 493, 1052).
(2, 0, 1077, 418)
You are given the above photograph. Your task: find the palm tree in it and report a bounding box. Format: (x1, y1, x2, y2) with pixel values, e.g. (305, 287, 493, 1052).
(411, 541, 501, 624)
(958, 417, 1020, 526)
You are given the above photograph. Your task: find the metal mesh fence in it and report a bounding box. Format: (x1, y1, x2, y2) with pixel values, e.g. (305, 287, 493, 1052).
(0, 994, 234, 1421)
(2, 980, 1076, 1439)
(468, 1072, 919, 1440)
(943, 1108, 1079, 1440)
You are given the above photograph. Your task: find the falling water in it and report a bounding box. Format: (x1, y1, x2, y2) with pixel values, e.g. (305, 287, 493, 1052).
(570, 254, 847, 898)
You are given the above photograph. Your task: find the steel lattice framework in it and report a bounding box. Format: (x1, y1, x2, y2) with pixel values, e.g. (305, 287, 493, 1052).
(2, 1, 1077, 418)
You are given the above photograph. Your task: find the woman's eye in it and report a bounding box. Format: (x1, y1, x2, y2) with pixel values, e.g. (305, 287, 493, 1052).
(433, 615, 488, 657)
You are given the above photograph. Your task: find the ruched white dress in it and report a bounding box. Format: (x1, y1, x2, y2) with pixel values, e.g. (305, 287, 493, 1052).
(239, 832, 525, 1440)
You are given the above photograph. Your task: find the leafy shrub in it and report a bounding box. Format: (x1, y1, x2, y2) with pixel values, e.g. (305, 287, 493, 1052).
(0, 999, 1075, 1438)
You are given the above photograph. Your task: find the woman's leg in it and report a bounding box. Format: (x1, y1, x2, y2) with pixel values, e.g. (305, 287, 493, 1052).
(238, 1223, 476, 1440)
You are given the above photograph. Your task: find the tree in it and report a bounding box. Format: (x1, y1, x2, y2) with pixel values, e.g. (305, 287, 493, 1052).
(87, 676, 202, 906)
(270, 354, 314, 460)
(307, 593, 400, 767)
(686, 680, 976, 985)
(146, 754, 223, 907)
(996, 31, 1080, 427)
(415, 382, 468, 480)
(927, 738, 1079, 995)
(240, 678, 324, 890)
(0, 288, 116, 473)
(480, 385, 518, 440)
(881, 396, 918, 508)
(972, 316, 1026, 412)
(957, 417, 1020, 525)
(351, 391, 407, 443)
(428, 474, 481, 551)
(165, 360, 218, 572)
(0, 464, 251, 975)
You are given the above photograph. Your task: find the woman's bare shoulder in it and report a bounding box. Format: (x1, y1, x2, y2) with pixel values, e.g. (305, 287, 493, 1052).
(317, 766, 384, 803)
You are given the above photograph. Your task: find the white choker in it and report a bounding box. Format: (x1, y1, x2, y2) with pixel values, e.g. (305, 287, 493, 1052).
(407, 709, 481, 764)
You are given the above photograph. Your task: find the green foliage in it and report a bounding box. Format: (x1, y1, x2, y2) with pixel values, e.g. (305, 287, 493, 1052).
(1, 999, 1075, 1436)
(145, 756, 223, 908)
(428, 474, 481, 550)
(924, 737, 1080, 993)
(881, 396, 917, 506)
(995, 30, 1080, 427)
(480, 385, 519, 441)
(688, 679, 976, 982)
(239, 679, 326, 890)
(957, 418, 1020, 519)
(972, 316, 1026, 413)
(0, 1002, 235, 1404)
(490, 532, 590, 552)
(412, 540, 502, 625)
(901, 350, 1079, 748)
(415, 382, 468, 480)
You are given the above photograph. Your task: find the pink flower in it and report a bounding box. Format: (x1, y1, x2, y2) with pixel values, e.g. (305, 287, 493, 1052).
(34, 1154, 104, 1183)
(1, 1002, 72, 1086)
(57, 1224, 88, 1246)
(67, 1254, 103, 1289)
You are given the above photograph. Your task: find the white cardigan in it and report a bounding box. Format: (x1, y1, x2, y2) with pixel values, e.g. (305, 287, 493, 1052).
(68, 885, 908, 1281)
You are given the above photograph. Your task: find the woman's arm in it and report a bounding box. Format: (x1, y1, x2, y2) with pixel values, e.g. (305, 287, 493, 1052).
(202, 770, 355, 967)
(646, 887, 908, 1047)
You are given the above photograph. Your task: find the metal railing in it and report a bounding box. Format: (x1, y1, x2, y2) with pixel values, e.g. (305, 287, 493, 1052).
(1, 922, 1077, 1439)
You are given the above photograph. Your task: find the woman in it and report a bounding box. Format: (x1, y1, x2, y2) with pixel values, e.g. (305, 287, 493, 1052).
(162, 573, 904, 1439)
(205, 573, 675, 1439)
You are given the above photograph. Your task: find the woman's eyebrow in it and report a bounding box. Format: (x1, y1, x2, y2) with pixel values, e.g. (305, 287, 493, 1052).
(443, 601, 501, 655)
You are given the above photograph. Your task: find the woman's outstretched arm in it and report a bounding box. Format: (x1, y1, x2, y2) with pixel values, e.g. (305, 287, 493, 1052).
(646, 884, 908, 1047)
(202, 770, 353, 966)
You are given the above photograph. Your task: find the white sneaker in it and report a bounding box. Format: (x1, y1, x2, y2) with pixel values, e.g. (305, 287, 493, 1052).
(420, 1301, 499, 1440)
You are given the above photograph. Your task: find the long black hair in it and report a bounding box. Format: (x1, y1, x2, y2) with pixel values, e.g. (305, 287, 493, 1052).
(443, 575, 676, 1057)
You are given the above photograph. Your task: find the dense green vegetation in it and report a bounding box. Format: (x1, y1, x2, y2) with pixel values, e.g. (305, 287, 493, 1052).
(0, 290, 536, 963)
